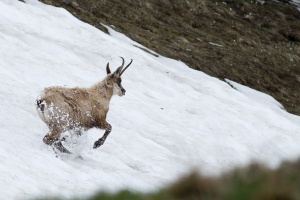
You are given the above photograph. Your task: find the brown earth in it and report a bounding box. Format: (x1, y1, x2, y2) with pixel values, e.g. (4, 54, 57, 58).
(40, 0, 300, 115)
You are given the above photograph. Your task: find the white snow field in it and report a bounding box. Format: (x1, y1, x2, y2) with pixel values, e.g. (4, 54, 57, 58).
(1, 0, 300, 199)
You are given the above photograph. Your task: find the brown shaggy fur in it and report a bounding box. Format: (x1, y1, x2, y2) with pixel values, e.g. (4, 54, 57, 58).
(36, 59, 131, 153)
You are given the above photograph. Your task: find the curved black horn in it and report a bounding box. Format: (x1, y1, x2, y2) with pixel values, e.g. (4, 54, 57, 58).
(113, 57, 125, 75)
(120, 59, 133, 76)
(119, 57, 125, 69)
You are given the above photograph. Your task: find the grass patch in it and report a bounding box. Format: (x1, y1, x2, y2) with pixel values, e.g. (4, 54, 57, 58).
(39, 159, 300, 200)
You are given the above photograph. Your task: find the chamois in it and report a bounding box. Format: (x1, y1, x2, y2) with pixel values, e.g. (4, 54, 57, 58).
(36, 57, 133, 154)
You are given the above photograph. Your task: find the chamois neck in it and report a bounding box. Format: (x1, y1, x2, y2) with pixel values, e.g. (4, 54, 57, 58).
(92, 78, 114, 100)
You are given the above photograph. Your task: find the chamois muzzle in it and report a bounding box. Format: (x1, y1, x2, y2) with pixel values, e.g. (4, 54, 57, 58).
(121, 88, 126, 95)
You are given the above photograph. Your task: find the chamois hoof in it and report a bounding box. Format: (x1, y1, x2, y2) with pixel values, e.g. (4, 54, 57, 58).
(93, 138, 105, 149)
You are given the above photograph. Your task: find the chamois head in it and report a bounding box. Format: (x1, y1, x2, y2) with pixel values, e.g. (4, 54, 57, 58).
(106, 57, 133, 96)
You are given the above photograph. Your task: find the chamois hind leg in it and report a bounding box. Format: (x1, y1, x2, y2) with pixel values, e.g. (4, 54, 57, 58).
(61, 129, 82, 142)
(93, 121, 112, 149)
(43, 126, 71, 154)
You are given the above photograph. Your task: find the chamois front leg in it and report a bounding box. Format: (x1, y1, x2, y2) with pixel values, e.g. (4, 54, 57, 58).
(93, 122, 112, 149)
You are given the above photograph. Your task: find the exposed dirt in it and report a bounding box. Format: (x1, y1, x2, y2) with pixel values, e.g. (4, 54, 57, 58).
(40, 0, 300, 115)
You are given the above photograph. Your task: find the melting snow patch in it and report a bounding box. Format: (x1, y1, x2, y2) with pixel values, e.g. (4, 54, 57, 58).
(208, 42, 224, 47)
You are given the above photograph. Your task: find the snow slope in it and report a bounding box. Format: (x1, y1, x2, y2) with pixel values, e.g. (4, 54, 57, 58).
(292, 0, 300, 9)
(1, 0, 300, 199)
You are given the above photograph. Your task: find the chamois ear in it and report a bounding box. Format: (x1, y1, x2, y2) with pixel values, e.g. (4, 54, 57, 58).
(106, 63, 111, 75)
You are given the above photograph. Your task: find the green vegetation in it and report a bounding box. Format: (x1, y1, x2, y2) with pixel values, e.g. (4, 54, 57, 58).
(92, 160, 300, 200)
(41, 159, 300, 200)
